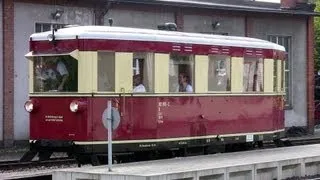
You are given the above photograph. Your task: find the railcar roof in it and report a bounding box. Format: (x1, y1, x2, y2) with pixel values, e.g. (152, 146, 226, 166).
(30, 26, 285, 51)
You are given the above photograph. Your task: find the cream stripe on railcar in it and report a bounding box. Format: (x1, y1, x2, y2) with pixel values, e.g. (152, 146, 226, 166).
(277, 60, 282, 93)
(231, 57, 244, 93)
(195, 55, 209, 93)
(28, 59, 34, 93)
(78, 52, 96, 93)
(154, 53, 169, 93)
(130, 93, 280, 97)
(71, 129, 285, 145)
(264, 59, 274, 93)
(115, 53, 133, 93)
(91, 53, 98, 93)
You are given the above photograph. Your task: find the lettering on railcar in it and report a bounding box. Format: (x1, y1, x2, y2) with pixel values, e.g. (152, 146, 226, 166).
(157, 101, 171, 123)
(158, 101, 171, 107)
(44, 115, 64, 122)
(178, 141, 187, 145)
(139, 144, 156, 148)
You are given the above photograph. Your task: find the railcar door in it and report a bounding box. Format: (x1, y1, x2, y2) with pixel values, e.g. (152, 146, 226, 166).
(91, 52, 130, 142)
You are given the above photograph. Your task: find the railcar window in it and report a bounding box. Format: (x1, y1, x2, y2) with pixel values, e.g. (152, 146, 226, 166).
(132, 53, 154, 93)
(98, 52, 115, 92)
(243, 58, 264, 92)
(208, 55, 231, 91)
(33, 56, 78, 92)
(169, 54, 194, 93)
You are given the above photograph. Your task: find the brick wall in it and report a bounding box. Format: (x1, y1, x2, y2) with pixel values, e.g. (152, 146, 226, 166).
(3, 0, 14, 147)
(175, 8, 183, 31)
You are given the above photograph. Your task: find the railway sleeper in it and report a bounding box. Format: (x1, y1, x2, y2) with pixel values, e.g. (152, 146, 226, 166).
(274, 138, 293, 147)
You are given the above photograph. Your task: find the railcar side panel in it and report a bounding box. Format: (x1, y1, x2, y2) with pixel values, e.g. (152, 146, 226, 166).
(29, 95, 283, 142)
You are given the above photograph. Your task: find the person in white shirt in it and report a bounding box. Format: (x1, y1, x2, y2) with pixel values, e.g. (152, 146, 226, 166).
(41, 58, 69, 91)
(176, 72, 193, 93)
(133, 75, 146, 93)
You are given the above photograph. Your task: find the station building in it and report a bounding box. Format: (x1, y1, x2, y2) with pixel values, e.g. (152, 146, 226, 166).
(0, 0, 318, 147)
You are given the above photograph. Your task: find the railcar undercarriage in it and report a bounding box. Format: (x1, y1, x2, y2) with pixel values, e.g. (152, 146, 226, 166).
(20, 131, 288, 166)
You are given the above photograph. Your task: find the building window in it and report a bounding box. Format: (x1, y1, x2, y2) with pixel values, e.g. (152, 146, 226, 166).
(97, 52, 115, 92)
(208, 55, 231, 91)
(169, 54, 194, 93)
(132, 53, 154, 93)
(268, 36, 292, 107)
(35, 23, 67, 33)
(243, 57, 264, 92)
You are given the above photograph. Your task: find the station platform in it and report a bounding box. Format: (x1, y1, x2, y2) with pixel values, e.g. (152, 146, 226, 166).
(53, 144, 320, 180)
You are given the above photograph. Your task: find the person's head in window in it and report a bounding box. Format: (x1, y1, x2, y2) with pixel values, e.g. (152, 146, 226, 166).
(41, 57, 69, 92)
(133, 74, 146, 93)
(178, 72, 193, 92)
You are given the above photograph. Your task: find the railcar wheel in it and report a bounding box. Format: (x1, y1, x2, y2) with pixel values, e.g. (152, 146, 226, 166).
(38, 151, 53, 161)
(91, 155, 101, 166)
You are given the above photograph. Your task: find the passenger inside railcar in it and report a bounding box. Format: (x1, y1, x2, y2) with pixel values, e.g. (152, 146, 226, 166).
(169, 53, 194, 93)
(33, 56, 77, 92)
(176, 72, 193, 92)
(133, 74, 146, 93)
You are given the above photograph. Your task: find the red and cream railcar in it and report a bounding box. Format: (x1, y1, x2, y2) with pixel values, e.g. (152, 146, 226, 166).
(21, 25, 286, 164)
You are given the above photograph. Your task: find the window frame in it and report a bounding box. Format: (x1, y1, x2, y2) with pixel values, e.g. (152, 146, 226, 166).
(169, 53, 195, 93)
(97, 51, 116, 93)
(243, 56, 264, 93)
(35, 22, 68, 33)
(207, 55, 231, 92)
(132, 52, 155, 93)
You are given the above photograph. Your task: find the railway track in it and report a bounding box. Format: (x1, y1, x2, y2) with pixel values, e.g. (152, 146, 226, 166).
(0, 157, 76, 171)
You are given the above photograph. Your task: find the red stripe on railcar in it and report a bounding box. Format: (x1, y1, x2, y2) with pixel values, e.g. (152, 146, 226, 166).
(30, 39, 283, 59)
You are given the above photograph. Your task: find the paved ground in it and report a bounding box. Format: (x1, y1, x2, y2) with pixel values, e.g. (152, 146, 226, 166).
(56, 144, 320, 176)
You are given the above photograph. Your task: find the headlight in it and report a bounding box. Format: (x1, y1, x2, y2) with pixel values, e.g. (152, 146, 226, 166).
(70, 100, 87, 113)
(47, 34, 54, 42)
(24, 100, 35, 113)
(70, 101, 79, 112)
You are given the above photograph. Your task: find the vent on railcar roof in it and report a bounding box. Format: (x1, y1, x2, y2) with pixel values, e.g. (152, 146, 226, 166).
(157, 22, 177, 31)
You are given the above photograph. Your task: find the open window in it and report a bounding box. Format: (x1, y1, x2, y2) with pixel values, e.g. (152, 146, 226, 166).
(132, 53, 154, 93)
(208, 55, 231, 91)
(169, 54, 194, 93)
(33, 56, 78, 92)
(243, 57, 264, 92)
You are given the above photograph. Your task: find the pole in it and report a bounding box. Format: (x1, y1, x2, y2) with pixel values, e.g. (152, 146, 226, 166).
(107, 100, 112, 171)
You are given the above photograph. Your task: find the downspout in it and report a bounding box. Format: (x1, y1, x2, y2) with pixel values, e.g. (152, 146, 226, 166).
(307, 15, 315, 134)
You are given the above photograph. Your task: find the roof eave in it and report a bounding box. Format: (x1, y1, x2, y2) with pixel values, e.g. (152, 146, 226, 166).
(109, 0, 320, 16)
